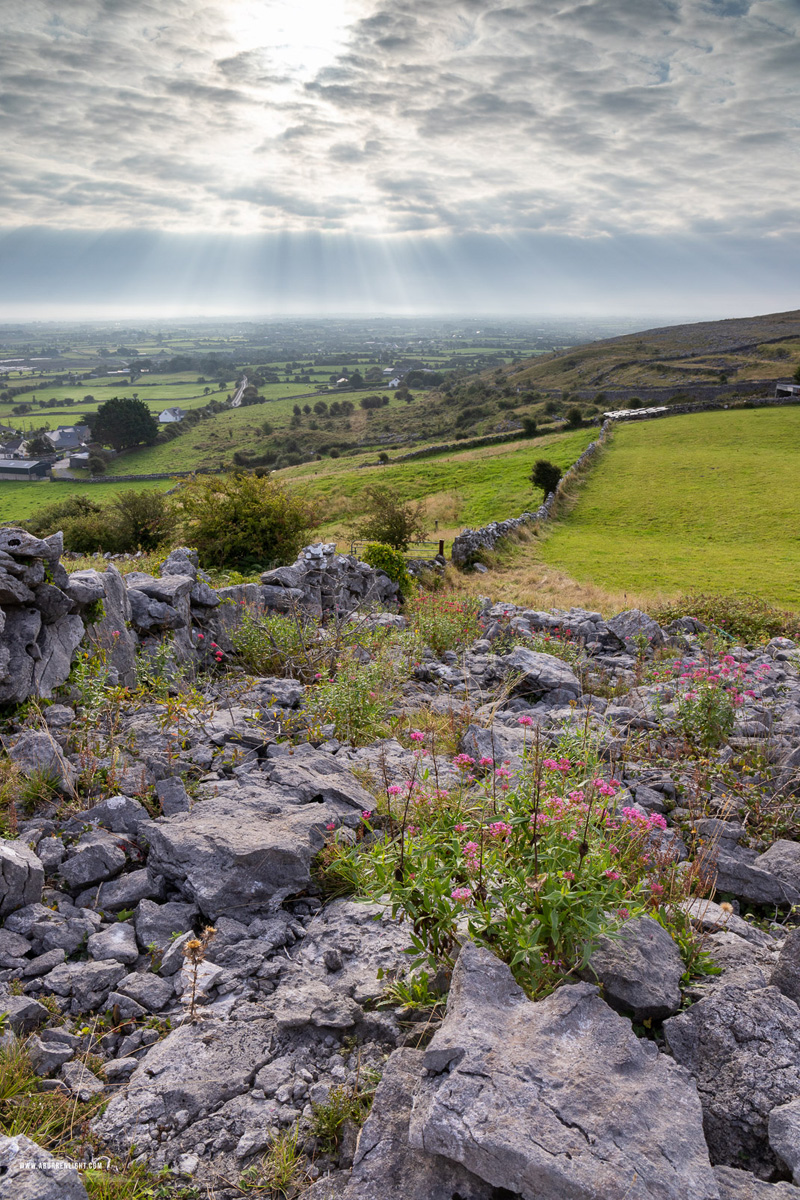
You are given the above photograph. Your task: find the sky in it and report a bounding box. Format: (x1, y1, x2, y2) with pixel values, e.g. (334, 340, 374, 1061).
(0, 0, 798, 320)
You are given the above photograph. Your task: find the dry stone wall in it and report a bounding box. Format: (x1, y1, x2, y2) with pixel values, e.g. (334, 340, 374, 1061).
(0, 535, 399, 706)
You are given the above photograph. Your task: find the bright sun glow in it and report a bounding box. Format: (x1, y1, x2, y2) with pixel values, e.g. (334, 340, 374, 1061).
(227, 0, 362, 77)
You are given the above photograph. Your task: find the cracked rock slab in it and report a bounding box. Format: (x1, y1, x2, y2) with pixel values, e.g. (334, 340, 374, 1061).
(664, 983, 800, 1174)
(93, 1014, 273, 1153)
(409, 942, 718, 1200)
(341, 1048, 507, 1200)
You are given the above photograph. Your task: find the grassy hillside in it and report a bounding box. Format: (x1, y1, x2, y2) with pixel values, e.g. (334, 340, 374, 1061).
(538, 408, 800, 608)
(284, 428, 595, 545)
(504, 309, 800, 398)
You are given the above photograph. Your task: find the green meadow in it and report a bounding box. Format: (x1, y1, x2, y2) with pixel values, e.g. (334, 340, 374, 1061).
(0, 478, 173, 523)
(288, 428, 595, 542)
(539, 408, 800, 608)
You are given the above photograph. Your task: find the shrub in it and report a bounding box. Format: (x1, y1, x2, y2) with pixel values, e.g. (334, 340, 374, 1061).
(405, 592, 483, 655)
(564, 406, 583, 428)
(323, 743, 701, 997)
(529, 459, 562, 498)
(649, 592, 800, 644)
(111, 489, 171, 551)
(87, 454, 106, 476)
(175, 472, 316, 569)
(353, 485, 427, 551)
(360, 543, 413, 596)
(521, 416, 538, 437)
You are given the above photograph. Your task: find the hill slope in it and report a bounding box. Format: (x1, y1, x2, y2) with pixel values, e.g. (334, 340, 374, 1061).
(504, 308, 800, 402)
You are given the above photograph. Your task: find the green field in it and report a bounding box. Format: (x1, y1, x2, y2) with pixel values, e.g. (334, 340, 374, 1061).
(287, 428, 594, 543)
(0, 478, 173, 523)
(539, 409, 800, 608)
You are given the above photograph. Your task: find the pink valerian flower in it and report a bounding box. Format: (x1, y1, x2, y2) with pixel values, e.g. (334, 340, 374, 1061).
(495, 767, 511, 779)
(454, 823, 468, 832)
(453, 754, 476, 768)
(605, 869, 621, 880)
(362, 811, 372, 820)
(326, 822, 336, 831)
(488, 821, 511, 838)
(617, 907, 631, 920)
(562, 870, 575, 881)
(592, 777, 621, 797)
(386, 784, 403, 796)
(647, 812, 668, 830)
(463, 841, 480, 857)
(517, 714, 534, 727)
(409, 730, 425, 742)
(451, 887, 472, 902)
(608, 845, 619, 855)
(196, 633, 204, 640)
(406, 825, 419, 836)
(112, 629, 121, 638)
(478, 756, 494, 767)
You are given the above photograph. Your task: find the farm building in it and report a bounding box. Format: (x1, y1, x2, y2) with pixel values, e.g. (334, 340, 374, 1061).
(0, 459, 50, 481)
(159, 407, 187, 423)
(775, 383, 800, 399)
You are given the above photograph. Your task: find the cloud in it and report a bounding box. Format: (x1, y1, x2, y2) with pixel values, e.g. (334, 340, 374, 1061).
(0, 0, 797, 309)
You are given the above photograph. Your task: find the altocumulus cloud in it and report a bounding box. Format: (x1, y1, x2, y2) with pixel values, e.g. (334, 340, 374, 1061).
(0, 0, 799, 315)
(0, 0, 797, 237)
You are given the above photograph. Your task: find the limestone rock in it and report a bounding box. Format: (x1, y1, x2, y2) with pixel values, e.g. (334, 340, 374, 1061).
(606, 609, 665, 653)
(145, 762, 367, 919)
(714, 1166, 798, 1199)
(664, 983, 800, 1173)
(769, 925, 800, 1003)
(503, 645, 582, 700)
(580, 916, 684, 1020)
(0, 1134, 89, 1200)
(409, 942, 717, 1200)
(0, 838, 44, 918)
(341, 1048, 502, 1200)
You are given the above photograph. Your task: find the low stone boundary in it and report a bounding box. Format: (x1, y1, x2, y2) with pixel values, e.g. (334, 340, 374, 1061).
(451, 420, 613, 567)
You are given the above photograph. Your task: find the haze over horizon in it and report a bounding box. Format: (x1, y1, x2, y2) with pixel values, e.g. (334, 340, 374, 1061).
(1, 0, 798, 321)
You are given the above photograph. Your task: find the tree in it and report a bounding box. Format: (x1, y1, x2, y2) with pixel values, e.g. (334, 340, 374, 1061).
(88, 454, 106, 476)
(564, 406, 583, 429)
(112, 489, 171, 550)
(90, 396, 158, 452)
(353, 485, 427, 550)
(25, 433, 50, 457)
(176, 473, 317, 569)
(530, 459, 562, 498)
(521, 416, 538, 437)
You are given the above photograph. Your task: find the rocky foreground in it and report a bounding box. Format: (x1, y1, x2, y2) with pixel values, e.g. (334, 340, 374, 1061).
(1, 531, 800, 1198)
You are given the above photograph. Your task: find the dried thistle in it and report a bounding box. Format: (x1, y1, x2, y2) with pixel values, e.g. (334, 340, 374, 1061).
(183, 925, 216, 1022)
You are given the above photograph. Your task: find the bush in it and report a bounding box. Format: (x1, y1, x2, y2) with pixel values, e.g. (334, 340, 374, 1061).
(361, 543, 413, 596)
(110, 489, 171, 551)
(521, 416, 538, 437)
(87, 454, 106, 476)
(650, 592, 800, 644)
(323, 745, 696, 997)
(564, 406, 583, 428)
(529, 459, 562, 498)
(176, 472, 316, 570)
(353, 485, 427, 551)
(405, 593, 483, 655)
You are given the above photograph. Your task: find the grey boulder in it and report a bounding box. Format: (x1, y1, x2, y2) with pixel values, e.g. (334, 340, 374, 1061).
(0, 1134, 89, 1200)
(768, 1098, 800, 1184)
(0, 839, 44, 918)
(341, 1048, 502, 1200)
(665, 983, 800, 1173)
(769, 925, 800, 1003)
(579, 916, 684, 1020)
(146, 756, 369, 919)
(606, 609, 665, 653)
(503, 646, 582, 699)
(409, 942, 717, 1199)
